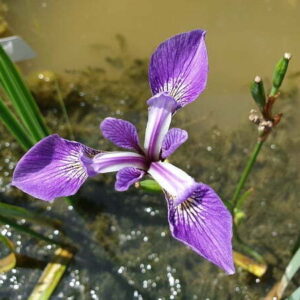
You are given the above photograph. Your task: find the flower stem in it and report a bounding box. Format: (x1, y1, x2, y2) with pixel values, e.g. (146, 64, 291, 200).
(231, 140, 264, 209)
(269, 86, 278, 97)
(54, 78, 74, 140)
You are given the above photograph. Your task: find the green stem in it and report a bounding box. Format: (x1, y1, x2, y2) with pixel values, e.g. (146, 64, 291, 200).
(231, 140, 264, 209)
(54, 79, 74, 140)
(270, 86, 278, 97)
(0, 214, 66, 247)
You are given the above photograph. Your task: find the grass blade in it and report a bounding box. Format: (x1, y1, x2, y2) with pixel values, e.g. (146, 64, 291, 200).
(0, 214, 67, 247)
(0, 97, 34, 150)
(287, 286, 300, 300)
(0, 46, 49, 141)
(265, 247, 300, 299)
(0, 202, 62, 229)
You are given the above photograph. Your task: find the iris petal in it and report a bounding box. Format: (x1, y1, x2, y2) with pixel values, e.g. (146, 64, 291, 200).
(161, 128, 188, 159)
(89, 152, 147, 174)
(149, 30, 208, 109)
(100, 117, 142, 153)
(148, 161, 197, 205)
(115, 167, 145, 191)
(166, 183, 235, 274)
(144, 93, 177, 161)
(12, 134, 99, 201)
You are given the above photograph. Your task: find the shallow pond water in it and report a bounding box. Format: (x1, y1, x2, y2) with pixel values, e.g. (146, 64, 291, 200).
(1, 1, 300, 299)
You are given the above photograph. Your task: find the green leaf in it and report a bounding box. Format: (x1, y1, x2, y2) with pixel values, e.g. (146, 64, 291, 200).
(0, 46, 49, 141)
(0, 97, 34, 150)
(139, 180, 162, 193)
(235, 187, 254, 210)
(265, 247, 300, 299)
(0, 214, 66, 247)
(0, 202, 62, 229)
(287, 286, 300, 300)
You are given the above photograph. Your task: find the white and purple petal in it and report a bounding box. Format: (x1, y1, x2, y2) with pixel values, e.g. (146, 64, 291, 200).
(12, 134, 99, 202)
(149, 30, 208, 109)
(100, 117, 142, 153)
(166, 183, 235, 274)
(148, 161, 197, 205)
(89, 152, 147, 174)
(144, 93, 177, 161)
(161, 128, 188, 159)
(115, 167, 145, 191)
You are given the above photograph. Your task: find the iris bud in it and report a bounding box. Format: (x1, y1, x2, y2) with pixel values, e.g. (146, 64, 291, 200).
(272, 53, 291, 91)
(250, 76, 266, 111)
(138, 179, 162, 193)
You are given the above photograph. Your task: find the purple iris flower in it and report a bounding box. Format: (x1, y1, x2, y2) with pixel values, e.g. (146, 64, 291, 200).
(11, 30, 234, 274)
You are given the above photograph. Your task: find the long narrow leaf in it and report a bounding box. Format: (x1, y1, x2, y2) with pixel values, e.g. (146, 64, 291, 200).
(0, 202, 62, 229)
(287, 286, 300, 300)
(0, 214, 66, 247)
(0, 46, 49, 141)
(265, 247, 300, 299)
(0, 97, 34, 150)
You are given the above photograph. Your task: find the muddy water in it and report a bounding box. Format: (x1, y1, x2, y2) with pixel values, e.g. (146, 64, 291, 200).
(6, 0, 300, 129)
(1, 1, 300, 299)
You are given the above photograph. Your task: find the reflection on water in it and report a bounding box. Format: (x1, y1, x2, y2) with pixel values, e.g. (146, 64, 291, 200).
(1, 0, 300, 299)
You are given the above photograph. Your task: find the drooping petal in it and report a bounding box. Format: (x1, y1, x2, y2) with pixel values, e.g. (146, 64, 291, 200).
(115, 167, 145, 191)
(100, 117, 142, 153)
(161, 128, 188, 159)
(166, 183, 234, 274)
(149, 30, 208, 109)
(148, 161, 197, 205)
(144, 93, 177, 161)
(87, 152, 147, 174)
(12, 134, 99, 201)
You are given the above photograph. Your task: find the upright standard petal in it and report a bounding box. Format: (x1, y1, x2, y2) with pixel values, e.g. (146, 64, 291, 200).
(166, 183, 235, 274)
(144, 93, 177, 161)
(88, 152, 147, 174)
(161, 128, 188, 159)
(149, 30, 208, 109)
(100, 117, 142, 153)
(148, 161, 197, 205)
(115, 167, 145, 191)
(12, 134, 99, 201)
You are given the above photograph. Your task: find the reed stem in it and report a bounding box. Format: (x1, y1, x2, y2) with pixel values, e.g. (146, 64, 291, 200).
(231, 140, 264, 209)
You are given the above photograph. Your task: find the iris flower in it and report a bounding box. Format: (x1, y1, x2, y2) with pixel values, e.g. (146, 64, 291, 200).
(12, 30, 234, 274)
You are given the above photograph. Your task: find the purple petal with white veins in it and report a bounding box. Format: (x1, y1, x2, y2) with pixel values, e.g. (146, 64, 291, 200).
(89, 151, 147, 174)
(115, 167, 145, 191)
(161, 128, 188, 159)
(149, 30, 208, 109)
(166, 183, 235, 274)
(148, 161, 197, 205)
(144, 93, 177, 160)
(12, 134, 99, 202)
(100, 117, 142, 153)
